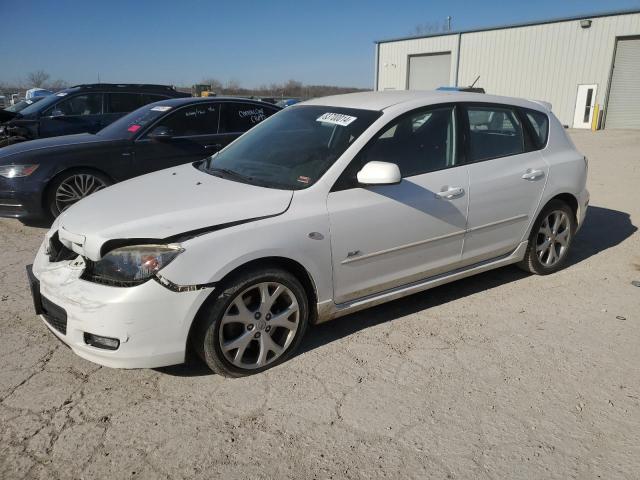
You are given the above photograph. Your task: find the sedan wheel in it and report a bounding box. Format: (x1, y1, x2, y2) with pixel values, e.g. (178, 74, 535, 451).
(519, 199, 576, 275)
(536, 210, 571, 267)
(220, 282, 300, 369)
(195, 268, 309, 377)
(48, 170, 111, 217)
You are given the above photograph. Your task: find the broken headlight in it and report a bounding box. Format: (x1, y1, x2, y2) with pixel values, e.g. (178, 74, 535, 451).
(82, 244, 183, 287)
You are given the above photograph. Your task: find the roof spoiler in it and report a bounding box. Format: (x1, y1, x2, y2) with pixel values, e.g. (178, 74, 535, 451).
(530, 100, 552, 111)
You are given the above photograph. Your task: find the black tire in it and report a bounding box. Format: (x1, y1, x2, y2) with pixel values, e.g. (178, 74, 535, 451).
(193, 267, 309, 377)
(46, 169, 112, 218)
(518, 199, 576, 275)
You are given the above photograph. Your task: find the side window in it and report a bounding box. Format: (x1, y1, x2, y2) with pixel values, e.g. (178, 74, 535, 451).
(524, 109, 549, 148)
(219, 103, 277, 133)
(152, 103, 219, 137)
(466, 106, 524, 161)
(357, 106, 458, 178)
(106, 93, 143, 114)
(47, 94, 103, 117)
(141, 94, 167, 105)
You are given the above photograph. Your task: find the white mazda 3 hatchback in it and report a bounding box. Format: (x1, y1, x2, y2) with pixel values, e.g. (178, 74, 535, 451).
(28, 91, 589, 377)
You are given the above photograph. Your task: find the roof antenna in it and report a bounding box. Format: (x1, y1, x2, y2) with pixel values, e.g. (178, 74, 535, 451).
(470, 75, 480, 88)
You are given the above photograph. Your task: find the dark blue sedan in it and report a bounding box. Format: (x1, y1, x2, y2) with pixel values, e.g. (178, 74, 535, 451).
(0, 97, 279, 219)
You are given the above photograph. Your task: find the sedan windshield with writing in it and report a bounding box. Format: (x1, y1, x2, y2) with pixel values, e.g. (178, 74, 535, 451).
(202, 105, 381, 189)
(97, 105, 169, 139)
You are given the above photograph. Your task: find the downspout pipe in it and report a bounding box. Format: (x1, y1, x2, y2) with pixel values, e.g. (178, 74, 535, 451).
(454, 33, 462, 87)
(374, 42, 380, 91)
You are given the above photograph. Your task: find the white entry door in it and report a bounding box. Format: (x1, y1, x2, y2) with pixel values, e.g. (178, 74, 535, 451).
(573, 84, 597, 128)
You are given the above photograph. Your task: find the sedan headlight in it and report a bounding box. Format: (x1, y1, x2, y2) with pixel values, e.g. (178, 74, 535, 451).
(82, 244, 183, 287)
(0, 164, 39, 178)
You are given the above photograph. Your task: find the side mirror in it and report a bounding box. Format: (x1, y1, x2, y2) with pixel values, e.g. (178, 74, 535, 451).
(148, 126, 173, 141)
(356, 161, 401, 186)
(50, 109, 65, 119)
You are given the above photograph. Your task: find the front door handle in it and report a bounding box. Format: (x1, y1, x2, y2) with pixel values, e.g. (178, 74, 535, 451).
(522, 169, 545, 181)
(435, 186, 465, 200)
(205, 144, 223, 151)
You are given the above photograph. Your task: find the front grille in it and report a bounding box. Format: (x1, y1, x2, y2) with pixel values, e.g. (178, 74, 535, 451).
(41, 296, 67, 335)
(48, 232, 77, 263)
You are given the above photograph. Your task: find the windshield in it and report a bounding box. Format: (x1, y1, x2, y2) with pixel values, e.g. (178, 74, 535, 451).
(5, 97, 44, 113)
(201, 105, 380, 189)
(97, 103, 172, 139)
(17, 92, 65, 116)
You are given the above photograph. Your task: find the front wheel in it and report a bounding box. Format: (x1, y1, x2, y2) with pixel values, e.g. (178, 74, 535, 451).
(194, 268, 309, 377)
(518, 200, 576, 275)
(47, 170, 111, 217)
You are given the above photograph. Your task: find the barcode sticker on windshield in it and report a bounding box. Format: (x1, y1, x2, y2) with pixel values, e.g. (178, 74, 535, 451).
(316, 113, 357, 126)
(151, 106, 172, 112)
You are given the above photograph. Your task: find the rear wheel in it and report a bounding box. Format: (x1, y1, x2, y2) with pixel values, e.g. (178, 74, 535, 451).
(194, 268, 309, 377)
(518, 200, 576, 275)
(47, 169, 111, 217)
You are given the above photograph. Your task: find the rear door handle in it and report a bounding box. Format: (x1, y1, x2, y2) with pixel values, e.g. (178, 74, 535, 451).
(522, 169, 545, 181)
(435, 186, 465, 200)
(205, 144, 223, 150)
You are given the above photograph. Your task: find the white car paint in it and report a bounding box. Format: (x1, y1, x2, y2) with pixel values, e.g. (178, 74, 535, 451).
(31, 90, 589, 369)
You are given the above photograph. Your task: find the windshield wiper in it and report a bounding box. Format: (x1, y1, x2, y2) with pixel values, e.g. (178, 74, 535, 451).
(208, 167, 254, 184)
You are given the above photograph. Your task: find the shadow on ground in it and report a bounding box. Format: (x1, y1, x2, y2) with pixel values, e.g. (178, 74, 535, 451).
(160, 205, 635, 377)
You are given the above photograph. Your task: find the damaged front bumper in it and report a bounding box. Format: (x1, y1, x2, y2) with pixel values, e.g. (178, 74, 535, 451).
(29, 239, 214, 369)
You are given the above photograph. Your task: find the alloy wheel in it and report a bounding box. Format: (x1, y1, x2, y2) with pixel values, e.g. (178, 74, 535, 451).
(219, 282, 300, 369)
(536, 210, 571, 267)
(55, 174, 108, 213)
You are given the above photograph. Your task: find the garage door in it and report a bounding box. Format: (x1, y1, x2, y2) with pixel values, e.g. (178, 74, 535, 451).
(407, 53, 451, 91)
(606, 37, 640, 129)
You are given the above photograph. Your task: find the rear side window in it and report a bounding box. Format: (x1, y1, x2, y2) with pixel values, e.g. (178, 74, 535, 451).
(466, 106, 524, 161)
(153, 103, 219, 137)
(141, 94, 168, 105)
(107, 93, 144, 114)
(524, 109, 549, 148)
(46, 94, 103, 117)
(219, 103, 277, 133)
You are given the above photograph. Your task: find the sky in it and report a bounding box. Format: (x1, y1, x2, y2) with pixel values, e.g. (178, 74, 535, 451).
(1, 0, 639, 88)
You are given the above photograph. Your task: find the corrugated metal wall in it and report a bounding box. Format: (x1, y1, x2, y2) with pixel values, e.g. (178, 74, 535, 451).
(605, 37, 640, 128)
(378, 35, 459, 90)
(377, 12, 640, 127)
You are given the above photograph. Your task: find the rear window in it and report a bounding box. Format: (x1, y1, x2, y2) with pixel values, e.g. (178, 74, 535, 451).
(524, 109, 549, 148)
(107, 93, 144, 114)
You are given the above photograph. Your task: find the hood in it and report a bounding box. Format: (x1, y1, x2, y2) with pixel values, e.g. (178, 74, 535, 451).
(0, 133, 113, 161)
(57, 163, 294, 260)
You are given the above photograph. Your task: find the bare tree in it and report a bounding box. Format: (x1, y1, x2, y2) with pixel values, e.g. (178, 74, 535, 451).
(27, 70, 51, 88)
(176, 80, 369, 100)
(201, 77, 223, 92)
(46, 79, 69, 92)
(225, 78, 241, 94)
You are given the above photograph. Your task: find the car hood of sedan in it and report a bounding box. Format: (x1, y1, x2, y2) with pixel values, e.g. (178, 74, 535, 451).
(56, 163, 294, 261)
(0, 133, 112, 160)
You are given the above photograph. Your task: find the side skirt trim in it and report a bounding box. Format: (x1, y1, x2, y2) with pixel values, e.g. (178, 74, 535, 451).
(340, 214, 528, 265)
(315, 241, 528, 323)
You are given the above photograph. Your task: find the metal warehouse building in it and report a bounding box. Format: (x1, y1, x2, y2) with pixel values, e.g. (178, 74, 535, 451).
(374, 9, 640, 129)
